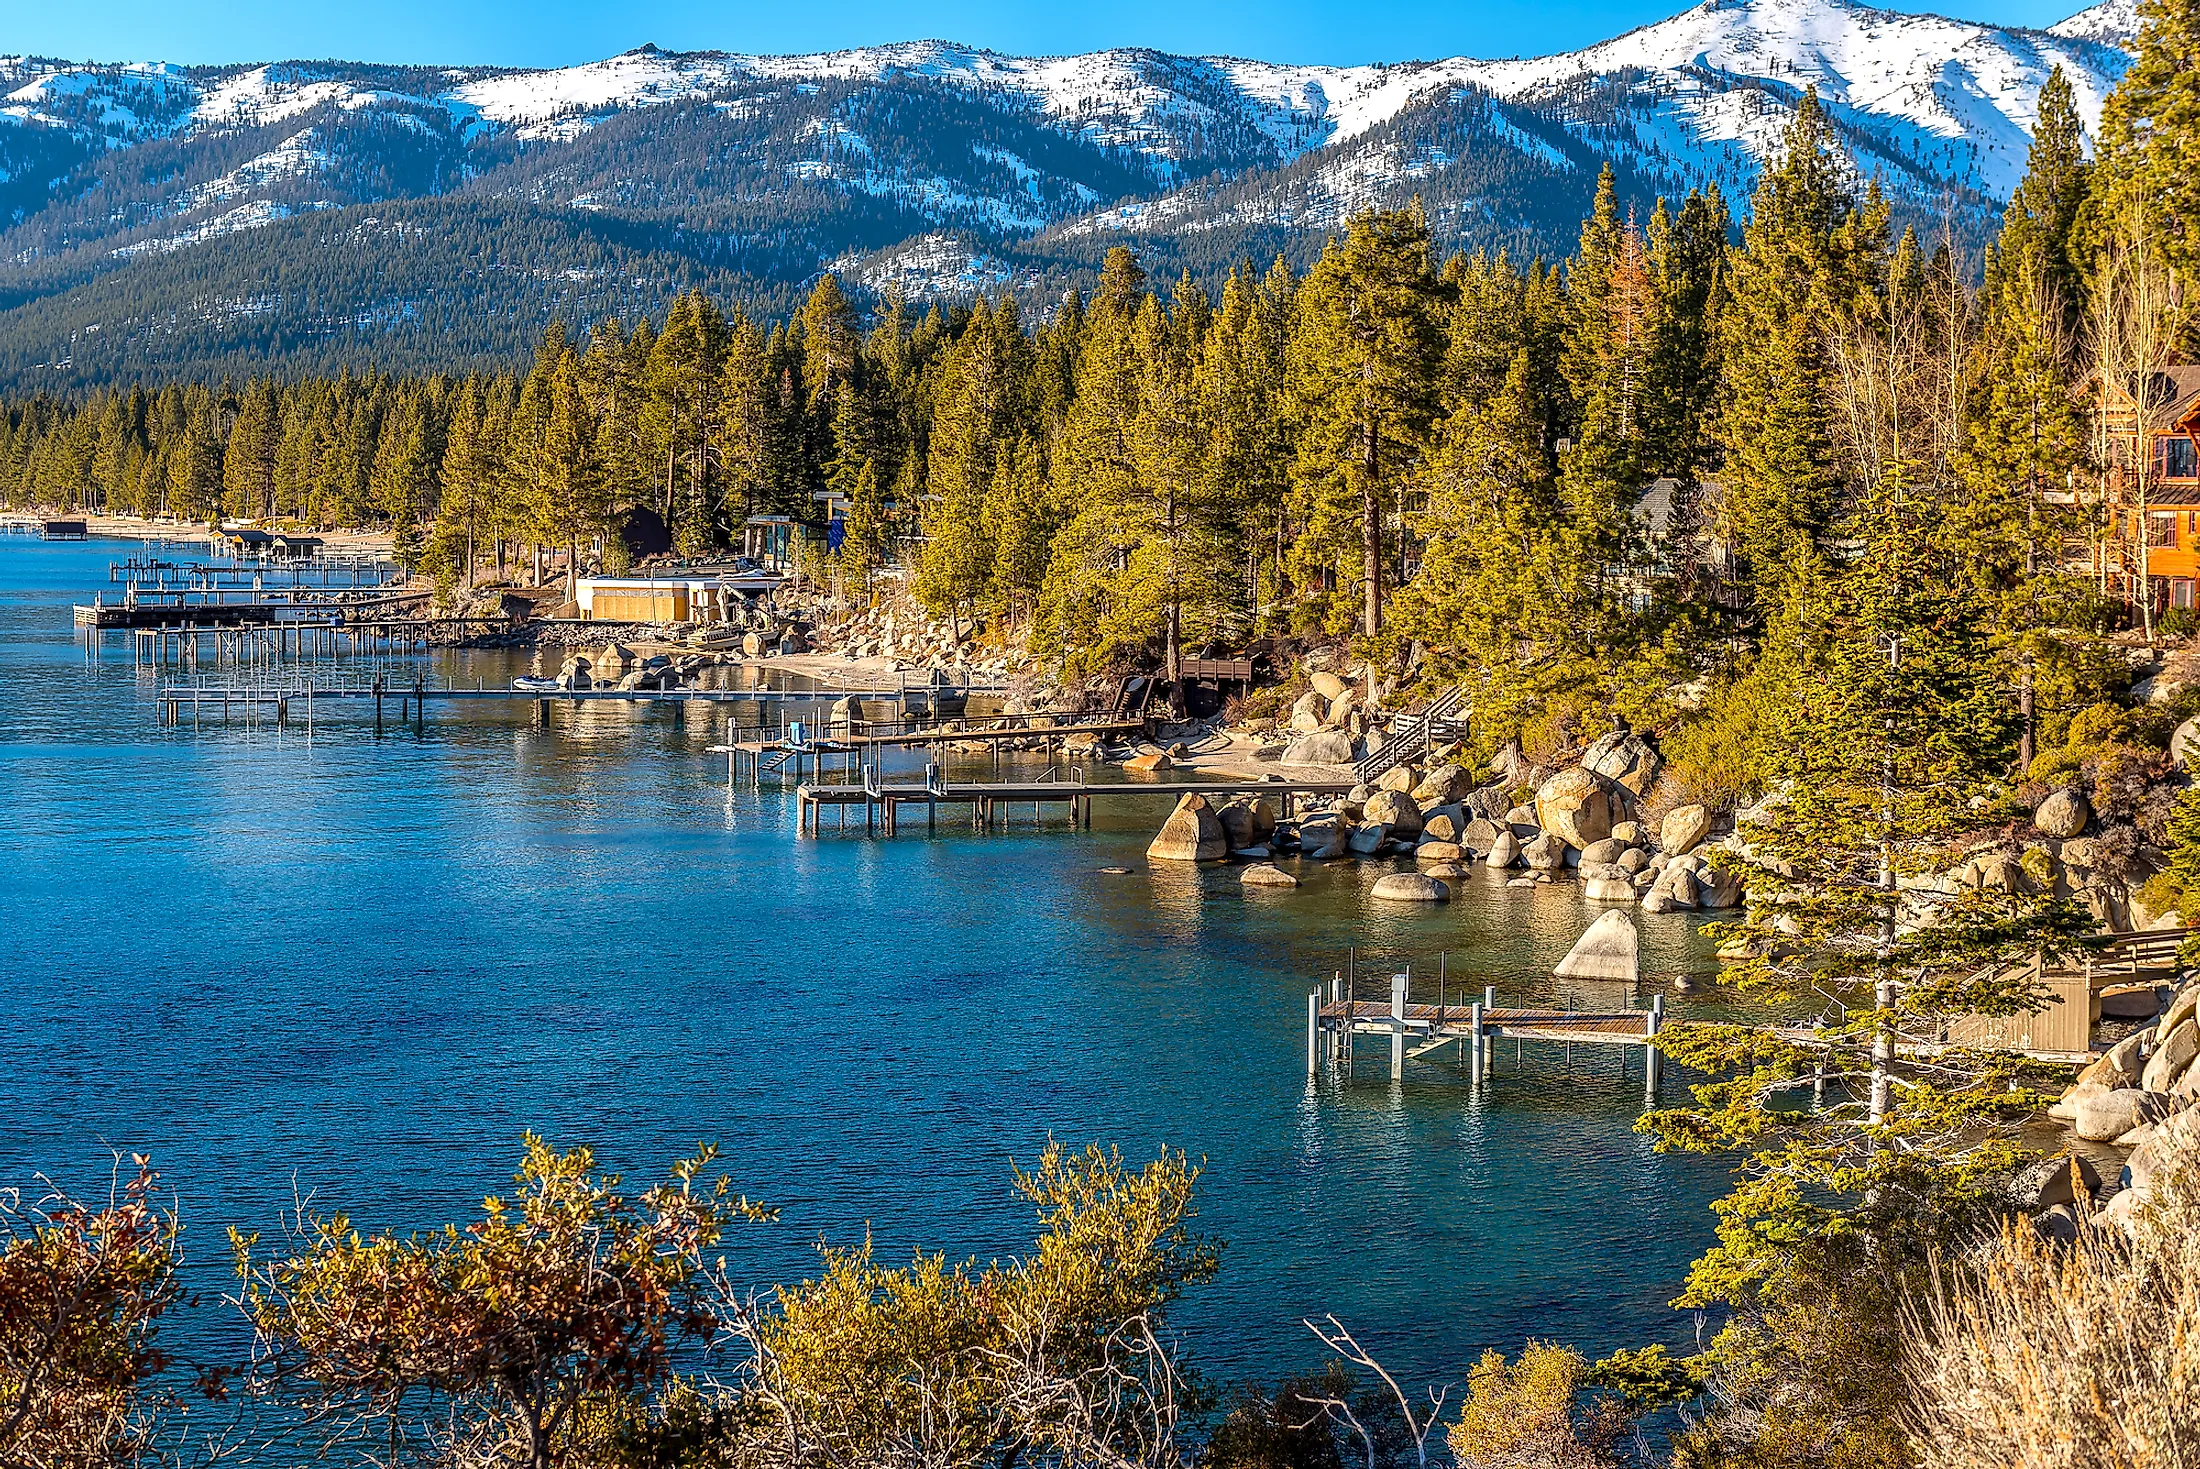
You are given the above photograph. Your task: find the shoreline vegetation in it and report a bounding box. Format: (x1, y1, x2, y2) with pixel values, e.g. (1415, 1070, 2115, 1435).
(11, 0, 2200, 1460)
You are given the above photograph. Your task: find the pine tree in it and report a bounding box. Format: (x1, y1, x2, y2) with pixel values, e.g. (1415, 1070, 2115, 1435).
(1641, 187, 1728, 487)
(1643, 319, 2092, 1463)
(1391, 351, 1589, 743)
(2090, 0, 2200, 283)
(982, 432, 1050, 618)
(1200, 260, 1293, 618)
(439, 381, 501, 583)
(1716, 90, 1880, 613)
(917, 299, 1030, 633)
(1994, 67, 2089, 332)
(1286, 207, 1447, 637)
(644, 292, 726, 533)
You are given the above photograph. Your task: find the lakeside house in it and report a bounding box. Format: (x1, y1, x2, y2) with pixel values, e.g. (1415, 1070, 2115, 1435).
(2095, 364, 2200, 614)
(574, 566, 788, 622)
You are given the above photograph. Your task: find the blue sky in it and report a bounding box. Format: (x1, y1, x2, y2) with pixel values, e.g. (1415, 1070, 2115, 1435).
(13, 0, 2092, 68)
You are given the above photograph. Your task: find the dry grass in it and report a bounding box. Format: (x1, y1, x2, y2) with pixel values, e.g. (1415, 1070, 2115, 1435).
(1905, 1159, 2200, 1469)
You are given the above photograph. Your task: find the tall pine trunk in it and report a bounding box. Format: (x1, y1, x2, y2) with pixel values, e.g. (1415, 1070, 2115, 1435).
(1360, 418, 1383, 637)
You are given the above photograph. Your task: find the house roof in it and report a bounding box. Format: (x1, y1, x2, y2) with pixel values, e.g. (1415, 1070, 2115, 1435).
(2157, 366, 2200, 430)
(1632, 478, 1681, 536)
(2097, 365, 2200, 430)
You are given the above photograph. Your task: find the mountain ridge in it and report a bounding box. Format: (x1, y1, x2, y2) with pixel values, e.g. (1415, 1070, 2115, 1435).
(0, 0, 2140, 386)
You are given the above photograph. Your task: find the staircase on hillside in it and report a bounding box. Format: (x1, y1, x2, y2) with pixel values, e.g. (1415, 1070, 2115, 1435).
(1355, 685, 1470, 786)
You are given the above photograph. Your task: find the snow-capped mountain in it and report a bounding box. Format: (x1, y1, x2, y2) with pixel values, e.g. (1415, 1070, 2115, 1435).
(0, 0, 2143, 385)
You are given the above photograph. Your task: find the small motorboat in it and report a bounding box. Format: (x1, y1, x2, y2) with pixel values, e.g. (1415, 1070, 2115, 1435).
(511, 675, 562, 692)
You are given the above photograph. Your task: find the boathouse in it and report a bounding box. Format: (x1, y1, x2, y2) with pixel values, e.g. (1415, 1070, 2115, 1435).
(575, 575, 727, 623)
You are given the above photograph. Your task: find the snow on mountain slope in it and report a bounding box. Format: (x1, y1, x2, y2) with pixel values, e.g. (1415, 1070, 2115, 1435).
(0, 0, 2148, 316)
(0, 0, 2138, 196)
(429, 0, 2132, 202)
(0, 60, 198, 143)
(1466, 0, 2126, 199)
(2052, 0, 2142, 48)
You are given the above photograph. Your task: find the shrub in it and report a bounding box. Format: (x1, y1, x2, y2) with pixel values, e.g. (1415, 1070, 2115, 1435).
(1448, 1342, 1630, 1469)
(1905, 1153, 2200, 1468)
(1659, 672, 1782, 815)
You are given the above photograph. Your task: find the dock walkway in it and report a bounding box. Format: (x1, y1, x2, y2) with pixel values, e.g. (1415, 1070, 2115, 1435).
(1309, 972, 1670, 1096)
(794, 776, 1354, 834)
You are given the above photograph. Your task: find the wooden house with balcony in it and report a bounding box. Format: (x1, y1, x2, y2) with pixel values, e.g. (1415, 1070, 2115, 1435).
(2097, 365, 2200, 614)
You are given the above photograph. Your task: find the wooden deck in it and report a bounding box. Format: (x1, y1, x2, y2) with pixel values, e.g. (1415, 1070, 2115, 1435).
(1308, 973, 1671, 1093)
(712, 715, 1148, 786)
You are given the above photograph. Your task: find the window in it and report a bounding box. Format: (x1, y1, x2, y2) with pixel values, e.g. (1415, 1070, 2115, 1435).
(2150, 512, 2179, 548)
(2176, 579, 2197, 610)
(2160, 435, 2199, 480)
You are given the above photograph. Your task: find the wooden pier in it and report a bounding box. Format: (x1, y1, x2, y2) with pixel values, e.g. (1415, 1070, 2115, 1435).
(152, 675, 929, 728)
(792, 776, 1353, 835)
(1307, 971, 1667, 1095)
(711, 715, 1146, 787)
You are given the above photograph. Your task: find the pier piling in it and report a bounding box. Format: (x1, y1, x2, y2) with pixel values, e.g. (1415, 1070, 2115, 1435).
(1390, 972, 1408, 1080)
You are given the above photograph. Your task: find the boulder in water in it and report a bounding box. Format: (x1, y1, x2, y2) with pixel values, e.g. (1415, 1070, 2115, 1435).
(1554, 909, 1640, 982)
(1241, 863, 1299, 888)
(1523, 833, 1568, 872)
(1372, 873, 1449, 902)
(1147, 794, 1227, 862)
(1216, 800, 1258, 850)
(1363, 789, 1424, 841)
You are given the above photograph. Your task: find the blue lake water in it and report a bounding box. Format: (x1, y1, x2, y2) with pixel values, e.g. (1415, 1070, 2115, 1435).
(0, 535, 1742, 1390)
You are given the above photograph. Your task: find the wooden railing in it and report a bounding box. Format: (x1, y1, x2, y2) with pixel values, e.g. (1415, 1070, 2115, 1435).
(1356, 685, 1469, 785)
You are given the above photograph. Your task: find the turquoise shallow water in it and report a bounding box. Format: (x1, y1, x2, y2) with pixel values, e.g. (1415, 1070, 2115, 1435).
(0, 536, 1741, 1388)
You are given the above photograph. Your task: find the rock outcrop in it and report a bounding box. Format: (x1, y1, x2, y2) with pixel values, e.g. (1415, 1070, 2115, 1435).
(1660, 804, 1711, 856)
(1583, 729, 1662, 796)
(2032, 787, 2091, 839)
(1534, 767, 1614, 850)
(1282, 730, 1354, 766)
(1363, 789, 1424, 842)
